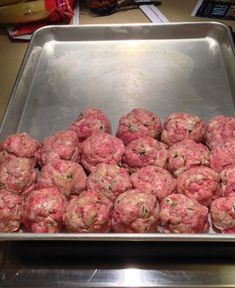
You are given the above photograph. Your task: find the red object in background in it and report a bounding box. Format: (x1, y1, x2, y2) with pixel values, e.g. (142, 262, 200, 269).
(45, 0, 74, 22)
(7, 0, 74, 40)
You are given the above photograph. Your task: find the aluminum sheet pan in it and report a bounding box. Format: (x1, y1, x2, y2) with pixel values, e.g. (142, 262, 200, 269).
(0, 22, 235, 241)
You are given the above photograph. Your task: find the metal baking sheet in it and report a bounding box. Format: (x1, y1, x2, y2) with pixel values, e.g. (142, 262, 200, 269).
(0, 22, 235, 241)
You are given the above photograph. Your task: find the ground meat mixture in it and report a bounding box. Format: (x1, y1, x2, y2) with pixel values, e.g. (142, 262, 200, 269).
(111, 189, 159, 233)
(80, 133, 125, 173)
(0, 132, 40, 160)
(116, 108, 162, 145)
(0, 189, 22, 232)
(130, 166, 175, 201)
(87, 163, 132, 202)
(161, 113, 205, 146)
(210, 138, 235, 172)
(63, 190, 113, 233)
(0, 150, 16, 166)
(35, 130, 80, 167)
(37, 159, 87, 198)
(158, 193, 209, 233)
(122, 137, 168, 172)
(176, 166, 221, 206)
(167, 139, 210, 177)
(0, 157, 37, 195)
(2, 108, 234, 236)
(205, 115, 235, 149)
(68, 107, 111, 141)
(220, 166, 235, 197)
(22, 187, 67, 233)
(211, 194, 235, 233)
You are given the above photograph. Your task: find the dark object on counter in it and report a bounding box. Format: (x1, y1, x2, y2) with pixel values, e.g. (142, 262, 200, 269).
(195, 0, 235, 21)
(86, 0, 117, 15)
(86, 0, 161, 16)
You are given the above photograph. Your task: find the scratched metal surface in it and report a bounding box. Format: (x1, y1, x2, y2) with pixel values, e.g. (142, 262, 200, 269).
(0, 23, 234, 241)
(1, 267, 235, 287)
(1, 22, 234, 142)
(1, 241, 235, 287)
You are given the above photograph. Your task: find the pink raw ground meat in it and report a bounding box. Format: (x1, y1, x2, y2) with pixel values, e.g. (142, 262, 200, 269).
(68, 107, 111, 141)
(205, 115, 235, 149)
(220, 166, 235, 197)
(0, 157, 37, 195)
(63, 190, 113, 232)
(158, 193, 209, 233)
(0, 133, 40, 160)
(122, 137, 168, 172)
(116, 108, 162, 145)
(111, 189, 159, 233)
(22, 188, 67, 233)
(80, 133, 125, 173)
(130, 166, 175, 201)
(210, 138, 235, 172)
(37, 159, 87, 198)
(161, 113, 205, 146)
(0, 189, 22, 232)
(167, 139, 210, 177)
(176, 166, 221, 206)
(0, 150, 16, 166)
(210, 193, 235, 233)
(22, 187, 67, 233)
(35, 130, 80, 167)
(87, 163, 132, 202)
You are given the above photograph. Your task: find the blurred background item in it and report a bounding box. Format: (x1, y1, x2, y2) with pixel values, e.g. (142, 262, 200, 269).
(85, 0, 161, 16)
(1, 0, 74, 39)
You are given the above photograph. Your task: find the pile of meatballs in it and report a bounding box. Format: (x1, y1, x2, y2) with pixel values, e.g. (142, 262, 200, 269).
(0, 107, 235, 234)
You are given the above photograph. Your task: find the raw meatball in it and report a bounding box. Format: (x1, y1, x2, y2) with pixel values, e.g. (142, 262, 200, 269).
(122, 137, 168, 172)
(176, 166, 221, 206)
(35, 130, 80, 167)
(0, 189, 22, 232)
(158, 194, 209, 233)
(167, 139, 210, 177)
(23, 187, 67, 233)
(37, 159, 87, 198)
(63, 190, 113, 233)
(87, 163, 132, 202)
(80, 133, 125, 173)
(161, 112, 205, 146)
(116, 108, 162, 145)
(210, 138, 235, 172)
(206, 115, 235, 149)
(0, 157, 37, 195)
(0, 132, 40, 159)
(111, 189, 159, 233)
(0, 150, 16, 165)
(68, 107, 111, 141)
(130, 166, 175, 201)
(210, 194, 235, 233)
(220, 166, 235, 197)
